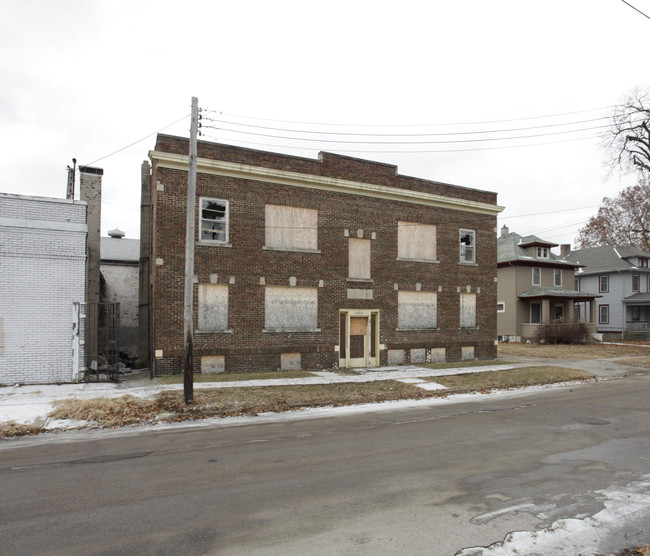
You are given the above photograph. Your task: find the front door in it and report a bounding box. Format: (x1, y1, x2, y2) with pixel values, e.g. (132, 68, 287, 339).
(349, 317, 368, 367)
(339, 310, 379, 368)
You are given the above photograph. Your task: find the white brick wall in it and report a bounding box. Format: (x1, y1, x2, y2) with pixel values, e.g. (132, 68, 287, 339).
(0, 193, 87, 385)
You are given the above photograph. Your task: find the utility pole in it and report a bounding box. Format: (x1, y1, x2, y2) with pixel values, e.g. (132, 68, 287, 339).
(183, 97, 199, 404)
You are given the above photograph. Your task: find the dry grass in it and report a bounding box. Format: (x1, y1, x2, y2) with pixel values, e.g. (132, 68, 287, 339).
(498, 342, 650, 360)
(0, 421, 45, 439)
(433, 366, 591, 391)
(38, 367, 593, 432)
(160, 370, 316, 384)
(617, 545, 650, 556)
(49, 395, 160, 428)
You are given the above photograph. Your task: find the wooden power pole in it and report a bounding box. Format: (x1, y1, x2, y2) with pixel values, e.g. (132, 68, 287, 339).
(183, 96, 199, 404)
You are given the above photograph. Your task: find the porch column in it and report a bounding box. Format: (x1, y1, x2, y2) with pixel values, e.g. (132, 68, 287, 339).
(589, 299, 597, 323)
(566, 301, 575, 323)
(541, 299, 551, 324)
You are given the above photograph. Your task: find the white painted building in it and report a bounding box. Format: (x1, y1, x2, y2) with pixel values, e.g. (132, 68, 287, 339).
(100, 229, 140, 360)
(0, 192, 87, 385)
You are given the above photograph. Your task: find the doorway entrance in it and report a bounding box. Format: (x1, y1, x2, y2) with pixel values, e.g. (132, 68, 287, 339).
(339, 309, 380, 368)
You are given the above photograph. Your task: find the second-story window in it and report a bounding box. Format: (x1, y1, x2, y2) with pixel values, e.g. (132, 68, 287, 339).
(397, 221, 437, 262)
(265, 205, 318, 251)
(554, 269, 562, 287)
(537, 247, 549, 259)
(459, 229, 475, 263)
(599, 275, 609, 293)
(532, 267, 541, 286)
(633, 274, 640, 292)
(200, 198, 229, 244)
(349, 238, 371, 280)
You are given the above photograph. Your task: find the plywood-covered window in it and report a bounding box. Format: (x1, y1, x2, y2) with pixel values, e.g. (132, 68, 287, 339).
(265, 205, 318, 251)
(197, 284, 228, 331)
(397, 222, 437, 262)
(398, 291, 437, 329)
(349, 238, 371, 280)
(460, 293, 477, 328)
(265, 287, 318, 331)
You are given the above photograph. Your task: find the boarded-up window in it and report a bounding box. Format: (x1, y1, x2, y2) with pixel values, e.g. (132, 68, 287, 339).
(397, 222, 437, 261)
(460, 293, 476, 328)
(198, 285, 228, 331)
(349, 238, 371, 279)
(398, 291, 437, 329)
(265, 205, 318, 251)
(265, 287, 318, 331)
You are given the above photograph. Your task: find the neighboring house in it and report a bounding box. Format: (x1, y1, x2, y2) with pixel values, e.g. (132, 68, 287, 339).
(143, 134, 504, 375)
(100, 229, 140, 361)
(0, 192, 87, 385)
(497, 226, 599, 342)
(565, 245, 650, 339)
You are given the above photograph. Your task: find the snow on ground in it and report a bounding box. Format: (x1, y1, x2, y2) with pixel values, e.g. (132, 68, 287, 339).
(457, 476, 650, 555)
(0, 364, 527, 428)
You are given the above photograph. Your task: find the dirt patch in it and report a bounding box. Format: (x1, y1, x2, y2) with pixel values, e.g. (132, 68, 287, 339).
(613, 356, 650, 369)
(498, 342, 650, 360)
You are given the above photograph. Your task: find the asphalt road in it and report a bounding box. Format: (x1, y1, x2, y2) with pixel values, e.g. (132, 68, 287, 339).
(1, 375, 650, 555)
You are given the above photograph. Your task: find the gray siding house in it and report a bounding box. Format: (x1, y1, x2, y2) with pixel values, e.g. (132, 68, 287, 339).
(565, 246, 650, 339)
(497, 226, 599, 342)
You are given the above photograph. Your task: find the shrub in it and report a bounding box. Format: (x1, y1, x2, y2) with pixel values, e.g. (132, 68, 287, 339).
(536, 322, 590, 345)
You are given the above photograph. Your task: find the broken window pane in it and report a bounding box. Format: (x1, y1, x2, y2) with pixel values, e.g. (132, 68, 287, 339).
(200, 198, 229, 243)
(460, 229, 475, 263)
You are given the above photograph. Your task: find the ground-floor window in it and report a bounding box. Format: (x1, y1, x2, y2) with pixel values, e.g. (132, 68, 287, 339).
(398, 291, 437, 329)
(265, 287, 318, 331)
(530, 302, 541, 324)
(460, 293, 476, 328)
(599, 304, 609, 324)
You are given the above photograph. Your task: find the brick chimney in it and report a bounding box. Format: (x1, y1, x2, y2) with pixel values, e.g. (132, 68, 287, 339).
(501, 225, 509, 238)
(560, 244, 571, 257)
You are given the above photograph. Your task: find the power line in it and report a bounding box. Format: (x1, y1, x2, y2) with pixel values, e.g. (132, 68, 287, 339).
(198, 130, 599, 154)
(204, 105, 617, 128)
(499, 205, 600, 220)
(201, 122, 607, 146)
(621, 0, 650, 20)
(82, 114, 190, 166)
(201, 115, 610, 138)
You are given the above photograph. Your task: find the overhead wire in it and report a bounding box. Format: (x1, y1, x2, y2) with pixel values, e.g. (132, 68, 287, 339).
(204, 105, 616, 127)
(82, 113, 190, 166)
(198, 129, 601, 154)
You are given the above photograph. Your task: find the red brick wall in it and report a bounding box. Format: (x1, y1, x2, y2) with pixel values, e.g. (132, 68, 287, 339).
(150, 135, 498, 374)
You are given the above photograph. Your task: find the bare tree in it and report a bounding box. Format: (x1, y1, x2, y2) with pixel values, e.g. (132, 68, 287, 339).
(604, 88, 650, 177)
(575, 180, 650, 250)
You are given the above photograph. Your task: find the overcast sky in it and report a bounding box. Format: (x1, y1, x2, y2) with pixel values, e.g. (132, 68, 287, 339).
(2, 0, 649, 249)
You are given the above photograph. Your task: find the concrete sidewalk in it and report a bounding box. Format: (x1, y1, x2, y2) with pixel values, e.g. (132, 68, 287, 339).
(0, 358, 620, 429)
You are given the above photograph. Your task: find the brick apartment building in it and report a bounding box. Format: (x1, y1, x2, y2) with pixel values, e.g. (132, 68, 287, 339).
(144, 135, 503, 375)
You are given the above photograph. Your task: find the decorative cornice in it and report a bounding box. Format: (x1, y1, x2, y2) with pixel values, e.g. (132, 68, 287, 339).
(149, 150, 504, 216)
